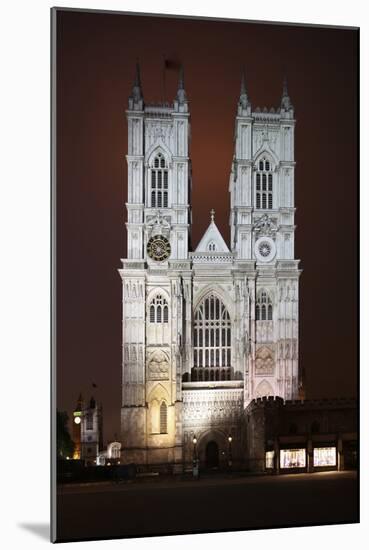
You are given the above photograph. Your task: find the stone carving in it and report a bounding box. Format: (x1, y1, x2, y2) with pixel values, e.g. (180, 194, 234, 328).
(292, 340, 297, 360)
(124, 262, 144, 270)
(254, 127, 278, 152)
(256, 320, 274, 343)
(124, 280, 144, 301)
(182, 389, 243, 427)
(147, 350, 170, 380)
(145, 121, 173, 147)
(191, 254, 233, 263)
(255, 379, 274, 397)
(285, 343, 290, 359)
(253, 214, 278, 238)
(146, 210, 171, 237)
(255, 346, 275, 375)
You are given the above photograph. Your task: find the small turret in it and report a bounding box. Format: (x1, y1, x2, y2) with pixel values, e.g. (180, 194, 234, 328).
(280, 76, 294, 115)
(238, 70, 251, 115)
(174, 65, 188, 112)
(128, 61, 144, 110)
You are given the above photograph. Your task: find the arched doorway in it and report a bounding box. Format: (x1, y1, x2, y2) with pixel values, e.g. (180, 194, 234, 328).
(206, 441, 219, 468)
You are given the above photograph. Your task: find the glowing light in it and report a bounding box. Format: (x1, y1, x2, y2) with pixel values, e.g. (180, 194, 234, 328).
(313, 447, 336, 467)
(265, 450, 275, 469)
(193, 437, 197, 445)
(66, 456, 70, 460)
(280, 448, 306, 469)
(74, 416, 81, 425)
(228, 435, 232, 443)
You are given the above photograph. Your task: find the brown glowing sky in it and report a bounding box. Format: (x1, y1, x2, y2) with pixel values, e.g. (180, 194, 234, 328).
(56, 9, 358, 442)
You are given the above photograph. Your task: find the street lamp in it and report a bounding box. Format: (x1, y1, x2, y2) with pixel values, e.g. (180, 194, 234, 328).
(228, 435, 233, 468)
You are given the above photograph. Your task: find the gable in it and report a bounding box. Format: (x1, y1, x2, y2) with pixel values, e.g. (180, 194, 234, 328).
(195, 221, 230, 253)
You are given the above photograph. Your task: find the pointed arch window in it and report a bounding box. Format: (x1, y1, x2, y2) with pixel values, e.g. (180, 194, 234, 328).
(150, 153, 168, 208)
(208, 242, 216, 251)
(192, 294, 232, 381)
(160, 402, 167, 434)
(149, 294, 169, 324)
(255, 157, 273, 210)
(256, 290, 273, 321)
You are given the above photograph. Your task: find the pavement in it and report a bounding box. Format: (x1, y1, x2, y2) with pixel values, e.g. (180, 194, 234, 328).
(56, 470, 358, 542)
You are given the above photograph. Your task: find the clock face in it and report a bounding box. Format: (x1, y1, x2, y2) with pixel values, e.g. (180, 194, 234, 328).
(147, 235, 171, 262)
(74, 416, 81, 425)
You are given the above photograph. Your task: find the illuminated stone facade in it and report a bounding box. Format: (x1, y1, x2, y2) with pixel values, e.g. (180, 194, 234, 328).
(119, 66, 302, 468)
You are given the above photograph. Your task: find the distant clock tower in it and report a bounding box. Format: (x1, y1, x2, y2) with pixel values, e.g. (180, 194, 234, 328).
(72, 393, 83, 459)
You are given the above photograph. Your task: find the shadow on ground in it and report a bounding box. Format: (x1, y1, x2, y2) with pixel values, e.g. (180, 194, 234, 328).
(18, 523, 49, 541)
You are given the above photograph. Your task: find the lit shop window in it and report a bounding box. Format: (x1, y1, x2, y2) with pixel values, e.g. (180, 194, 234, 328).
(280, 449, 306, 469)
(313, 447, 336, 467)
(265, 451, 275, 469)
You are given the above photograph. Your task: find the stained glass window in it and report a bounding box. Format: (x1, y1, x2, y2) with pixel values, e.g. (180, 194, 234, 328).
(192, 294, 232, 381)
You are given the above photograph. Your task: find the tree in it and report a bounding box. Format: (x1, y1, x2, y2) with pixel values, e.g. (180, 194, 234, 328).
(57, 410, 74, 459)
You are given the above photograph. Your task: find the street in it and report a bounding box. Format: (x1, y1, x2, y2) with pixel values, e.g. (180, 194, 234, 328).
(56, 471, 358, 542)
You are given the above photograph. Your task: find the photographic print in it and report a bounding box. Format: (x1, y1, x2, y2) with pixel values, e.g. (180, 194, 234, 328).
(51, 7, 358, 542)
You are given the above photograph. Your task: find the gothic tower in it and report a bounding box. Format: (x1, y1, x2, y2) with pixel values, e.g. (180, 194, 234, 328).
(230, 74, 301, 401)
(119, 64, 191, 465)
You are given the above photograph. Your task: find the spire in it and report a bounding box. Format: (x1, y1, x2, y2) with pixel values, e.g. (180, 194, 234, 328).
(210, 208, 215, 222)
(134, 61, 141, 88)
(176, 65, 187, 104)
(240, 71, 246, 95)
(282, 75, 288, 97)
(239, 69, 250, 109)
(179, 65, 185, 90)
(281, 76, 293, 111)
(129, 60, 143, 106)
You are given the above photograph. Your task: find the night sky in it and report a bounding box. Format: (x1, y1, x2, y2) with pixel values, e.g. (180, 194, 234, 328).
(56, 9, 358, 442)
